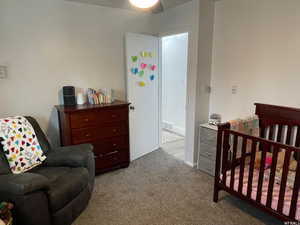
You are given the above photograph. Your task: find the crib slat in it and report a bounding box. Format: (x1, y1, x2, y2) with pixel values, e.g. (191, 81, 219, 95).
(259, 122, 266, 139)
(295, 126, 300, 160)
(230, 135, 238, 189)
(295, 126, 300, 148)
(266, 145, 279, 208)
(268, 125, 274, 141)
(238, 137, 247, 193)
(247, 140, 257, 199)
(222, 130, 230, 185)
(286, 126, 292, 145)
(277, 125, 283, 143)
(259, 123, 266, 153)
(256, 144, 267, 203)
(289, 159, 300, 218)
(277, 149, 292, 213)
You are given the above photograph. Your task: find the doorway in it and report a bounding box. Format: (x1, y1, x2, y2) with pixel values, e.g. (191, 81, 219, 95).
(160, 32, 188, 161)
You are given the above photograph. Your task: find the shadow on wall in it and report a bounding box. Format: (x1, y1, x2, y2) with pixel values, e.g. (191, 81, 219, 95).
(46, 108, 60, 148)
(45, 89, 63, 148)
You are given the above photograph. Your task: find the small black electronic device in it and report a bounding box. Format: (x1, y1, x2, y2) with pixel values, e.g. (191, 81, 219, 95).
(63, 86, 76, 106)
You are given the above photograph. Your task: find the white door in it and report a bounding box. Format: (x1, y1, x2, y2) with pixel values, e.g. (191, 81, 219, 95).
(125, 33, 159, 161)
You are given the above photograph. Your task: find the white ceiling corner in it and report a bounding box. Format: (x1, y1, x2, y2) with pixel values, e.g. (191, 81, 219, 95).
(65, 0, 193, 13)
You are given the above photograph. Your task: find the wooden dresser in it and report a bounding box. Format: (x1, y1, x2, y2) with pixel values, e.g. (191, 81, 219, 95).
(55, 101, 130, 173)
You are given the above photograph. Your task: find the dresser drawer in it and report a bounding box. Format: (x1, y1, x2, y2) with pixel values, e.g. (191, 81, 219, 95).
(200, 127, 217, 146)
(70, 108, 127, 129)
(199, 142, 216, 161)
(98, 109, 128, 123)
(198, 156, 215, 176)
(92, 136, 129, 155)
(95, 150, 129, 171)
(71, 123, 128, 144)
(70, 112, 97, 129)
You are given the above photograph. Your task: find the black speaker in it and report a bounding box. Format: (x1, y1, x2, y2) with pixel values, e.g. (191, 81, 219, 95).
(63, 86, 76, 106)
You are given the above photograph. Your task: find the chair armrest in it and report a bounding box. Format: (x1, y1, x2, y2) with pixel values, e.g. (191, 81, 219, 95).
(0, 173, 50, 196)
(44, 144, 94, 168)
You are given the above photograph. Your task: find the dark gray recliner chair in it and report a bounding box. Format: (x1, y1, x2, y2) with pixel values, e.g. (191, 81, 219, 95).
(0, 117, 95, 225)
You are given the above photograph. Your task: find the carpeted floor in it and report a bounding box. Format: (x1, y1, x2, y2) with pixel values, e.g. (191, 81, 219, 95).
(74, 150, 282, 225)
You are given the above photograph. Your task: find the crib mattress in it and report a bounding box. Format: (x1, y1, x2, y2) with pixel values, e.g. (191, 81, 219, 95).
(223, 166, 300, 220)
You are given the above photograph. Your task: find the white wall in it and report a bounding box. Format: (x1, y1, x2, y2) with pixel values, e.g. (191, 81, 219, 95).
(0, 0, 154, 145)
(211, 0, 300, 122)
(161, 33, 188, 136)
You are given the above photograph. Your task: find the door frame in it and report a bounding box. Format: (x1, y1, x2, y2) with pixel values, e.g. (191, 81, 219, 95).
(158, 29, 191, 164)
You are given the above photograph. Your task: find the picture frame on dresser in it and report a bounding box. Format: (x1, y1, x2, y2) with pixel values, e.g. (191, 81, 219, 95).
(55, 100, 130, 174)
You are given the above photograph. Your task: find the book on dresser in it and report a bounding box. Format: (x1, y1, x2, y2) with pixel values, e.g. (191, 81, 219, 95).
(197, 123, 218, 176)
(55, 100, 130, 174)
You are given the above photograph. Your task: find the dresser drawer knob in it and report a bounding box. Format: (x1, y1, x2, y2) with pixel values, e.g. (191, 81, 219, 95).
(111, 114, 117, 118)
(112, 143, 117, 147)
(85, 133, 91, 137)
(106, 150, 119, 156)
(112, 129, 117, 132)
(84, 118, 89, 122)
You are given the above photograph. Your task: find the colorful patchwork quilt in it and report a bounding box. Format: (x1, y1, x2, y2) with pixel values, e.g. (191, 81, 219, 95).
(0, 116, 46, 174)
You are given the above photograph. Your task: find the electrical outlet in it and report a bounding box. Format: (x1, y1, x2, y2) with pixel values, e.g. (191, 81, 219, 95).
(0, 66, 7, 79)
(232, 85, 237, 94)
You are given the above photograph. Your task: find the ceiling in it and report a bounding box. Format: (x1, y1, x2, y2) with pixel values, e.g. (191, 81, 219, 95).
(65, 0, 192, 13)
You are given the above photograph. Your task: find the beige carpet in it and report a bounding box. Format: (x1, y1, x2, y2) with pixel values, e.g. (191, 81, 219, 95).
(74, 150, 281, 225)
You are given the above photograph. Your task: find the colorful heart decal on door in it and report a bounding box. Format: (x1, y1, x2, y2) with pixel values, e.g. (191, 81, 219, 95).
(150, 75, 155, 81)
(131, 68, 138, 75)
(138, 81, 146, 87)
(131, 56, 138, 62)
(139, 70, 144, 77)
(150, 65, 157, 71)
(141, 63, 147, 69)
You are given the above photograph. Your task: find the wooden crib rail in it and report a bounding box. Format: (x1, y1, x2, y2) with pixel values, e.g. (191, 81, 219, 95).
(214, 125, 300, 221)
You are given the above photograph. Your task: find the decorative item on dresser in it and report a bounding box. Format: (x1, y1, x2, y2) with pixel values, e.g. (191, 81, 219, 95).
(197, 123, 218, 176)
(55, 100, 130, 174)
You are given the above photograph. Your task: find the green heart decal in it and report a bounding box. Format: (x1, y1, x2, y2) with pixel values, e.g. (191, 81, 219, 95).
(131, 56, 138, 62)
(139, 70, 144, 77)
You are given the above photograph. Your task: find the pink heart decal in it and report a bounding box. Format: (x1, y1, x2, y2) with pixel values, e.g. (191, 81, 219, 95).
(141, 63, 147, 69)
(151, 65, 157, 71)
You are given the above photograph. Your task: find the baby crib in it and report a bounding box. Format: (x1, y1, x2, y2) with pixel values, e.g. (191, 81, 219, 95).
(214, 103, 300, 222)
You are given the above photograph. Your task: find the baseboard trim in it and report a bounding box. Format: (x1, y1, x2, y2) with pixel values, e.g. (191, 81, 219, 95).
(184, 161, 196, 168)
(162, 121, 185, 136)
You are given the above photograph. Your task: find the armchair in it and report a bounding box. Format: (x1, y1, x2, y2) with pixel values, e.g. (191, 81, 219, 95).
(0, 117, 95, 225)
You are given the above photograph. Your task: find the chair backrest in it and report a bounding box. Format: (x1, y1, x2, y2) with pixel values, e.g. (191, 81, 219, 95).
(0, 144, 11, 175)
(0, 116, 51, 175)
(25, 116, 51, 154)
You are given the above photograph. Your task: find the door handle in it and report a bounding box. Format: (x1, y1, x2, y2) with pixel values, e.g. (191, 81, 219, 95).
(129, 106, 135, 110)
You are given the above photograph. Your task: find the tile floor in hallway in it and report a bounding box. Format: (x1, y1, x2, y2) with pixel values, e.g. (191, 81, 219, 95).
(161, 129, 185, 161)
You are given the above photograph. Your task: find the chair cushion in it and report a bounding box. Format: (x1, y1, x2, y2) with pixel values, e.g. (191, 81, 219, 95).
(32, 166, 89, 212)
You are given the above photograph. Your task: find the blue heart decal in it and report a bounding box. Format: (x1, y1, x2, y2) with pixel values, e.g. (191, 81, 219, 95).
(150, 75, 155, 81)
(131, 68, 138, 75)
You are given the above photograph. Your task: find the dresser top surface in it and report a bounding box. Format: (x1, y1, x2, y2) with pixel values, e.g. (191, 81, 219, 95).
(200, 123, 218, 131)
(55, 100, 130, 112)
